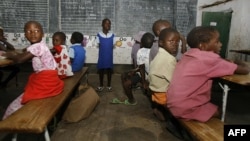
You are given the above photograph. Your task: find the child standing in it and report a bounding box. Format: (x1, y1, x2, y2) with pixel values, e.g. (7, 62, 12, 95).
(167, 26, 250, 122)
(52, 31, 73, 79)
(69, 32, 86, 72)
(111, 33, 154, 105)
(96, 18, 115, 92)
(3, 21, 64, 119)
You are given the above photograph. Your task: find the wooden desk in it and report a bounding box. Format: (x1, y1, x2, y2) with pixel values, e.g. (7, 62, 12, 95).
(0, 58, 14, 67)
(221, 73, 250, 86)
(0, 49, 21, 67)
(230, 49, 250, 61)
(219, 72, 250, 122)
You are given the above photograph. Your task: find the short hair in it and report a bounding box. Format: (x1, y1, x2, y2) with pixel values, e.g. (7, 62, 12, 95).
(152, 19, 171, 36)
(24, 21, 43, 33)
(141, 32, 154, 49)
(187, 26, 218, 48)
(159, 28, 179, 42)
(102, 18, 111, 25)
(53, 31, 66, 41)
(0, 26, 3, 30)
(71, 32, 83, 43)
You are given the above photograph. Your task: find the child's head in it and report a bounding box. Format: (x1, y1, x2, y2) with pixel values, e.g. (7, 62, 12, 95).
(159, 28, 180, 57)
(52, 31, 66, 46)
(140, 32, 154, 49)
(102, 18, 111, 32)
(70, 32, 83, 44)
(187, 26, 222, 54)
(152, 19, 171, 37)
(24, 21, 44, 44)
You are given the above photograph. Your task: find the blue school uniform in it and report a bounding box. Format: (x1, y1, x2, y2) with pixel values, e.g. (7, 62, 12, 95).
(69, 43, 86, 72)
(97, 31, 115, 69)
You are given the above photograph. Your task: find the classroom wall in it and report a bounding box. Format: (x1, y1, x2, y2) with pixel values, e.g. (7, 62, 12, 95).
(4, 33, 135, 64)
(1, 0, 197, 64)
(196, 0, 250, 60)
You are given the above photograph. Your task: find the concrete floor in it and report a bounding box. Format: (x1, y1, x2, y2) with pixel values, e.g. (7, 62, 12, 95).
(0, 63, 250, 141)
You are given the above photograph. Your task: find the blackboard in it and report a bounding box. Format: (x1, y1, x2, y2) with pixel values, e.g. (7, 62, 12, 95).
(0, 0, 49, 33)
(0, 0, 197, 37)
(174, 0, 198, 36)
(60, 0, 115, 36)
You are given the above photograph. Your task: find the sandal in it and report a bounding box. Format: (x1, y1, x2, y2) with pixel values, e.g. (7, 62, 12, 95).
(124, 99, 137, 106)
(96, 86, 104, 92)
(110, 98, 124, 104)
(106, 87, 112, 92)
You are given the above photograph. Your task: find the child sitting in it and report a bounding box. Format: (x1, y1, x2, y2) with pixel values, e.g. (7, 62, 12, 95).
(69, 32, 86, 72)
(110, 32, 155, 105)
(52, 31, 73, 79)
(3, 21, 64, 119)
(148, 28, 180, 120)
(167, 26, 250, 122)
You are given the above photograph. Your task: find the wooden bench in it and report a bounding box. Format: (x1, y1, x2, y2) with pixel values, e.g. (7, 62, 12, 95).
(0, 67, 88, 140)
(178, 118, 224, 141)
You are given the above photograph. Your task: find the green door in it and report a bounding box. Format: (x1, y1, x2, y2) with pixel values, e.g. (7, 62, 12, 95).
(202, 11, 232, 58)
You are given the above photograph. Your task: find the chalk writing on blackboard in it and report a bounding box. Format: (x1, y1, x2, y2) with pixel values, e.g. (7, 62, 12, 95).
(175, 0, 197, 36)
(0, 0, 197, 37)
(60, 0, 115, 36)
(115, 0, 174, 37)
(0, 0, 49, 33)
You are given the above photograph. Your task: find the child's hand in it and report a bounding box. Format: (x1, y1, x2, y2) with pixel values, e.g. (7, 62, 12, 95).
(233, 60, 247, 66)
(142, 81, 149, 91)
(22, 48, 27, 52)
(4, 51, 18, 58)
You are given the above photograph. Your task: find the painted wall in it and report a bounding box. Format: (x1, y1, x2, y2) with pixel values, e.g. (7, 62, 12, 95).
(4, 33, 135, 64)
(196, 0, 250, 60)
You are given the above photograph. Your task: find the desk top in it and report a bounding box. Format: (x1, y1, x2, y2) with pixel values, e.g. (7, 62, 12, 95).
(220, 62, 250, 86)
(221, 73, 250, 86)
(0, 58, 14, 67)
(0, 49, 23, 67)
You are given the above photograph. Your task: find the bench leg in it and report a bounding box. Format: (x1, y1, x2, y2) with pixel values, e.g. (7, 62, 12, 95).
(11, 134, 17, 141)
(219, 83, 230, 122)
(45, 127, 51, 141)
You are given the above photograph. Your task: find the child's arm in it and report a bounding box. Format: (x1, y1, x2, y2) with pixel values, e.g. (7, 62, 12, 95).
(233, 60, 250, 74)
(4, 51, 34, 63)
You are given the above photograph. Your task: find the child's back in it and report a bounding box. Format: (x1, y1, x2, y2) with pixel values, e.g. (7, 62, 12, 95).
(52, 31, 73, 79)
(167, 26, 250, 122)
(69, 32, 86, 72)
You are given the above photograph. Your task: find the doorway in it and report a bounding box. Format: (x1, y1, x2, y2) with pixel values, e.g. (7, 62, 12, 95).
(202, 10, 232, 58)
